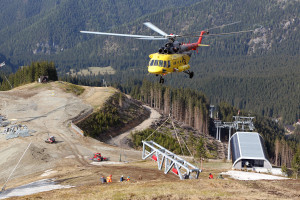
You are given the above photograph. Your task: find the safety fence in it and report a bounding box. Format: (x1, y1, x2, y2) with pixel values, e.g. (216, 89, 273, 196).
(70, 122, 84, 136)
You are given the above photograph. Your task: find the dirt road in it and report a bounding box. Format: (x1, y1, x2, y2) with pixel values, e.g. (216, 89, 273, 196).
(107, 105, 161, 148)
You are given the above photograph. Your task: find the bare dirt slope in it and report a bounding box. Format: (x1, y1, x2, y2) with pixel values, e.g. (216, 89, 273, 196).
(0, 82, 154, 189)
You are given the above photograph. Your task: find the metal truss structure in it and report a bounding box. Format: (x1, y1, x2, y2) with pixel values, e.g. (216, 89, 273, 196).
(214, 120, 223, 141)
(213, 116, 255, 160)
(233, 116, 255, 131)
(223, 122, 235, 160)
(142, 140, 200, 180)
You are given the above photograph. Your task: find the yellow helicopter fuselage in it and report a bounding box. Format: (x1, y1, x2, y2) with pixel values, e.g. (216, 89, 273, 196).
(148, 53, 191, 75)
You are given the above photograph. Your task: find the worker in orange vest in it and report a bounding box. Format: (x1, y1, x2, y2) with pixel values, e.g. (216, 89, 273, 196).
(209, 173, 213, 179)
(126, 176, 130, 182)
(107, 175, 112, 183)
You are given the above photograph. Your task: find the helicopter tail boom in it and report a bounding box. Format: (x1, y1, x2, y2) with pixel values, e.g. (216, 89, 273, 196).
(181, 31, 208, 52)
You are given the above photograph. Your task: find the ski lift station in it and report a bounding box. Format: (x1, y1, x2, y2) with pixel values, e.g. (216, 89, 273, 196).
(230, 132, 272, 170)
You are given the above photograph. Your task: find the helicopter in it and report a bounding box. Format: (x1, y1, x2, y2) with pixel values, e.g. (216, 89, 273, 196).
(81, 22, 254, 83)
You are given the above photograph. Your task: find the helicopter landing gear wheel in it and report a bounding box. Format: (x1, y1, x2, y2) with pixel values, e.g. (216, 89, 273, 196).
(189, 71, 194, 79)
(184, 70, 194, 79)
(159, 76, 165, 84)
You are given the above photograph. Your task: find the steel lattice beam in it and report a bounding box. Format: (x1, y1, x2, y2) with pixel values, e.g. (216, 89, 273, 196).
(142, 140, 200, 180)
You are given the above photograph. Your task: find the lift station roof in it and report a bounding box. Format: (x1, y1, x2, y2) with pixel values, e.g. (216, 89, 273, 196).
(230, 132, 272, 169)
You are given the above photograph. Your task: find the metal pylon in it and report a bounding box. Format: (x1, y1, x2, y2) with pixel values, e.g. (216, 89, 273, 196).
(223, 122, 235, 160)
(142, 140, 200, 180)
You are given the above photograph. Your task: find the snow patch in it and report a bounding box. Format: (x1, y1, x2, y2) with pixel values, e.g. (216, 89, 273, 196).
(90, 161, 124, 166)
(253, 167, 285, 176)
(221, 170, 289, 180)
(0, 179, 73, 199)
(65, 155, 75, 159)
(40, 169, 57, 177)
(65, 155, 90, 159)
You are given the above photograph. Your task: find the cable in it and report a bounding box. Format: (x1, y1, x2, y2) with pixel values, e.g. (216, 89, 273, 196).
(1, 141, 32, 192)
(144, 114, 170, 141)
(171, 118, 184, 156)
(170, 116, 195, 160)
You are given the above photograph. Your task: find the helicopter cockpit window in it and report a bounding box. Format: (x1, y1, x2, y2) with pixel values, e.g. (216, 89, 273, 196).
(154, 60, 158, 66)
(159, 60, 163, 67)
(149, 59, 154, 66)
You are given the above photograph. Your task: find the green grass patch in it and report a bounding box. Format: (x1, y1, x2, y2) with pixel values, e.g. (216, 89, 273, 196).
(57, 81, 85, 96)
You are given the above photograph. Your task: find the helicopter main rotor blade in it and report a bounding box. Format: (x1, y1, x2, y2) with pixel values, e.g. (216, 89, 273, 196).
(80, 30, 162, 39)
(206, 21, 242, 31)
(187, 21, 242, 35)
(207, 30, 254, 36)
(143, 22, 168, 36)
(182, 29, 254, 38)
(137, 38, 167, 40)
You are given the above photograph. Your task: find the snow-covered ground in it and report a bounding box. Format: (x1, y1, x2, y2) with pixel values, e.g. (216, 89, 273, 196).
(222, 170, 289, 181)
(90, 161, 125, 166)
(0, 179, 73, 199)
(253, 167, 285, 176)
(40, 169, 57, 177)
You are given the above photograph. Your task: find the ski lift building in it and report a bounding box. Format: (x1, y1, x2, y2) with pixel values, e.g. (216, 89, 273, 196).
(230, 132, 272, 170)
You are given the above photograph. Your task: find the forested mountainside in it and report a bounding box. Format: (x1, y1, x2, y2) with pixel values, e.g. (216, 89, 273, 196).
(0, 0, 299, 123)
(120, 80, 300, 168)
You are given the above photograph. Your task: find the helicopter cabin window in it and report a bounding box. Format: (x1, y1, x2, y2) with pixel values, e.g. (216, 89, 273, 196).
(163, 61, 167, 68)
(149, 60, 154, 66)
(168, 61, 171, 68)
(154, 60, 158, 66)
(159, 60, 163, 67)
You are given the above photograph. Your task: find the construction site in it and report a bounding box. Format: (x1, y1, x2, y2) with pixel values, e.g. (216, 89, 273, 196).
(0, 82, 299, 200)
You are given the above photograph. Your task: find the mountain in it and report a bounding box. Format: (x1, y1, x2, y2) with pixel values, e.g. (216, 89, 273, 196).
(0, 0, 299, 123)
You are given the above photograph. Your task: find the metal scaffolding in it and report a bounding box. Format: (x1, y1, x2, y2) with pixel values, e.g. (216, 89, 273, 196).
(213, 120, 223, 141)
(213, 116, 255, 160)
(223, 122, 235, 160)
(142, 140, 200, 180)
(233, 116, 255, 131)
